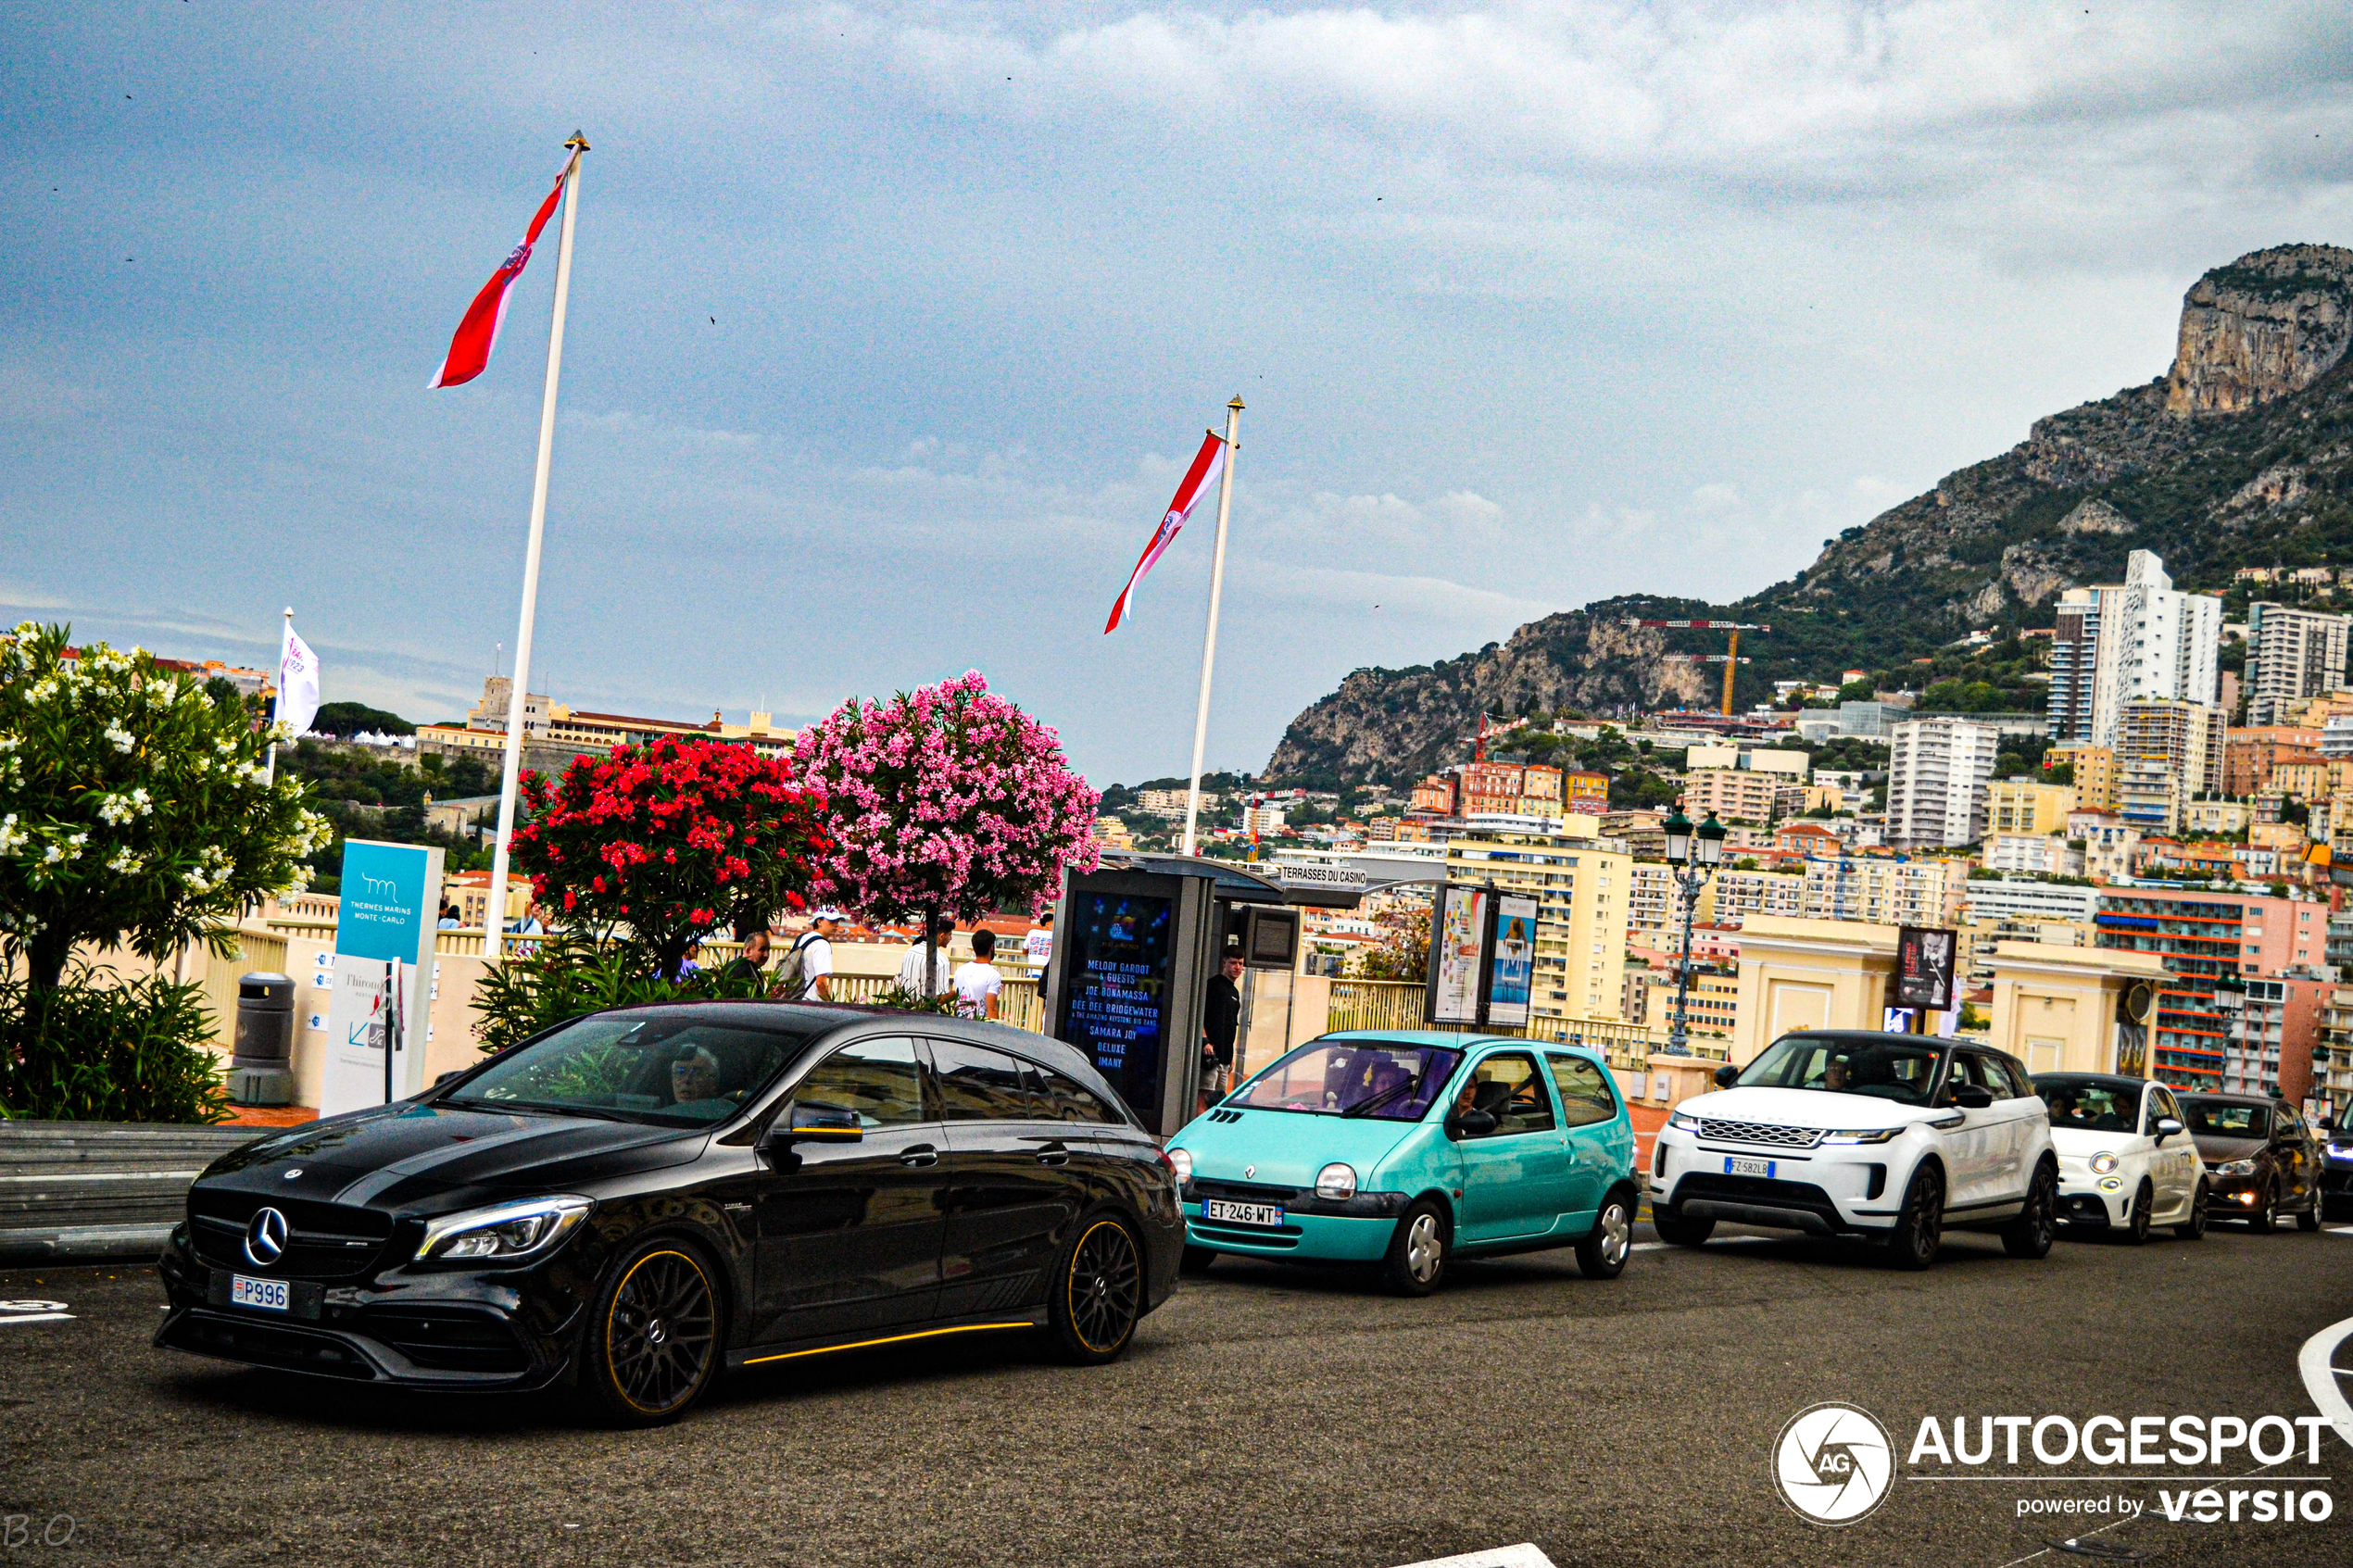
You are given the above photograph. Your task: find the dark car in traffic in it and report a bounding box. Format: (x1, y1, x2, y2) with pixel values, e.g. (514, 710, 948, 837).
(157, 1003, 1184, 1424)
(2176, 1093, 2323, 1233)
(2323, 1115, 2353, 1219)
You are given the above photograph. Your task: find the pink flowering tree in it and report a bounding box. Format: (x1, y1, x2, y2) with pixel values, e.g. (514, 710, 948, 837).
(796, 671, 1100, 993)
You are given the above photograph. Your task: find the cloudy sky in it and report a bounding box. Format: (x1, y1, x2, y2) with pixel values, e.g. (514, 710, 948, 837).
(5, 4, 2351, 781)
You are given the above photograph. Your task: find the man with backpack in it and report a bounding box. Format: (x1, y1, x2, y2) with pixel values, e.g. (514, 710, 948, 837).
(776, 907, 846, 1001)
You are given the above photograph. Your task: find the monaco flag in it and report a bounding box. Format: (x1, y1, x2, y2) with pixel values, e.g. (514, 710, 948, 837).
(1105, 429, 1227, 633)
(427, 161, 573, 389)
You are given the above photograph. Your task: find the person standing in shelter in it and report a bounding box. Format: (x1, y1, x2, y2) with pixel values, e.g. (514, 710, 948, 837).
(1201, 951, 1244, 1110)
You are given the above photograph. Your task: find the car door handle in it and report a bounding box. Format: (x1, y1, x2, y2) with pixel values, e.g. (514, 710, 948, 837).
(900, 1145, 939, 1169)
(1036, 1143, 1070, 1167)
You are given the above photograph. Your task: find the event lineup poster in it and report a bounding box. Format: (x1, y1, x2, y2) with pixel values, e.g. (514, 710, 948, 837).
(1061, 893, 1175, 1116)
(319, 839, 443, 1118)
(1429, 885, 1490, 1025)
(1486, 894, 1539, 1030)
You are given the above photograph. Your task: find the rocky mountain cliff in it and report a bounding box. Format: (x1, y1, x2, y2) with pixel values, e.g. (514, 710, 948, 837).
(1266, 243, 2353, 787)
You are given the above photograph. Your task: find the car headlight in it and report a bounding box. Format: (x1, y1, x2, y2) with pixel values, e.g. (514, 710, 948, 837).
(1315, 1162, 1358, 1200)
(1819, 1128, 1901, 1145)
(1166, 1148, 1194, 1186)
(2215, 1159, 2259, 1176)
(2090, 1152, 2120, 1175)
(1667, 1110, 1702, 1132)
(415, 1196, 592, 1262)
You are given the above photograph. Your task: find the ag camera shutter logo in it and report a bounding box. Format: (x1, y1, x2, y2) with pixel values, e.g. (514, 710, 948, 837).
(1774, 1402, 1895, 1525)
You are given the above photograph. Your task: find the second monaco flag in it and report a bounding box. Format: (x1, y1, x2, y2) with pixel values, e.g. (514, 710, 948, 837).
(427, 155, 578, 389)
(1104, 428, 1227, 633)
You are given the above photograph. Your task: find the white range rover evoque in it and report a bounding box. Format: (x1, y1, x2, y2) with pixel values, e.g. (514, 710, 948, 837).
(1651, 1030, 2057, 1269)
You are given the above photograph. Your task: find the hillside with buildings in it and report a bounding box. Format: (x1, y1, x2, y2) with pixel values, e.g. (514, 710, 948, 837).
(1268, 243, 2353, 788)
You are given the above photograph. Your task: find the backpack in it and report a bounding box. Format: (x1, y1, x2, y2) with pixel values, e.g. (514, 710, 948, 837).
(776, 933, 823, 999)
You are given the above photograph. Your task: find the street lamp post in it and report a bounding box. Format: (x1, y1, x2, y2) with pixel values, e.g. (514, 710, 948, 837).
(1661, 808, 1729, 1057)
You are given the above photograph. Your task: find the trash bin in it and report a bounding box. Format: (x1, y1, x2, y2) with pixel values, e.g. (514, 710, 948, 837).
(228, 972, 296, 1107)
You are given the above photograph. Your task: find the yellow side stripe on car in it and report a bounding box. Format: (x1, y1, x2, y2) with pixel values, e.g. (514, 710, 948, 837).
(741, 1322, 1035, 1366)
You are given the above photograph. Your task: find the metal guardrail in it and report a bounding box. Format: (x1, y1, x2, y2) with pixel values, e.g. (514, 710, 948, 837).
(0, 1120, 257, 1262)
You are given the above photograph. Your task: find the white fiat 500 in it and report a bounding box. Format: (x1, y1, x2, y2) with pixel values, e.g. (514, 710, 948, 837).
(2037, 1073, 2208, 1242)
(1651, 1030, 2057, 1270)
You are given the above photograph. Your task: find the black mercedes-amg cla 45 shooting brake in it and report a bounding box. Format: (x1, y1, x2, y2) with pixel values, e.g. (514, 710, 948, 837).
(157, 1003, 1184, 1424)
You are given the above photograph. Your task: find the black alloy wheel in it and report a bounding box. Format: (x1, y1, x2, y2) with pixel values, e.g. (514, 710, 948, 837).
(583, 1241, 721, 1426)
(1884, 1164, 1943, 1270)
(2173, 1178, 2208, 1240)
(2002, 1160, 2057, 1260)
(2123, 1180, 2153, 1246)
(2247, 1185, 2277, 1234)
(1576, 1188, 1635, 1280)
(1049, 1215, 1142, 1364)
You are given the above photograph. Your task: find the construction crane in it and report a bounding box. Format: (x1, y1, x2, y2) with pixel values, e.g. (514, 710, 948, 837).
(1621, 619, 1772, 715)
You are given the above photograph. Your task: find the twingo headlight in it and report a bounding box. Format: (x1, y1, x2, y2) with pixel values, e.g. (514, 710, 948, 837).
(1315, 1162, 1358, 1200)
(1166, 1148, 1194, 1187)
(1819, 1127, 1901, 1145)
(2090, 1152, 2120, 1175)
(416, 1196, 592, 1263)
(1667, 1110, 1702, 1132)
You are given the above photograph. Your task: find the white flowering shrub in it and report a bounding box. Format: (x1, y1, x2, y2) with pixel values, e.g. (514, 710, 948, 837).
(0, 622, 332, 991)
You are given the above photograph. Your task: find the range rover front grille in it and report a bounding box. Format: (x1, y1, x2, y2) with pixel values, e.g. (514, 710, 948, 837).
(1697, 1119, 1823, 1149)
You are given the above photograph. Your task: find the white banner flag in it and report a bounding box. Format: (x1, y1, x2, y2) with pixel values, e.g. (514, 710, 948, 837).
(277, 620, 321, 735)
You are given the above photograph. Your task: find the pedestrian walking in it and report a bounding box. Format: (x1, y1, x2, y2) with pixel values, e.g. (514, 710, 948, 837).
(952, 929, 1005, 1021)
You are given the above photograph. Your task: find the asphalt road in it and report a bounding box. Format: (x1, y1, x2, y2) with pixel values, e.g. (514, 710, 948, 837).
(4, 1213, 2349, 1568)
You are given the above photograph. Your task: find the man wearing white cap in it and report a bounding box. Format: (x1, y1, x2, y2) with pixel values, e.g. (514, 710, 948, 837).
(778, 908, 846, 1001)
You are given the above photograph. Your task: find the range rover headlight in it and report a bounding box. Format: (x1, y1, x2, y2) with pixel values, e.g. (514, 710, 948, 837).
(1667, 1110, 1702, 1132)
(1820, 1128, 1901, 1145)
(1166, 1148, 1194, 1186)
(416, 1196, 592, 1262)
(2089, 1153, 2120, 1175)
(1315, 1162, 1358, 1200)
(2215, 1158, 2259, 1177)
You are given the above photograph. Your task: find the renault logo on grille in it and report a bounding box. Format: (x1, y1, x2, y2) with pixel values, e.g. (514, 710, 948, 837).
(243, 1207, 289, 1267)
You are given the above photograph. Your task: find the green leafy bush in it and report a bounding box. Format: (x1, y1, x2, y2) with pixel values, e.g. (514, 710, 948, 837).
(469, 931, 777, 1056)
(0, 965, 230, 1123)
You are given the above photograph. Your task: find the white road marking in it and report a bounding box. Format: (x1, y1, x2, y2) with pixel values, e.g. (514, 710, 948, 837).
(2297, 1312, 2353, 1449)
(1395, 1546, 1555, 1568)
(0, 1313, 74, 1326)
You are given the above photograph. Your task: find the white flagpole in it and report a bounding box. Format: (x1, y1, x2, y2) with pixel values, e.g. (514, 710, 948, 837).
(484, 132, 588, 964)
(1181, 395, 1243, 858)
(264, 605, 292, 784)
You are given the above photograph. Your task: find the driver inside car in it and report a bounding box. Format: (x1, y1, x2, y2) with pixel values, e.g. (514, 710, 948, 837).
(668, 1046, 735, 1119)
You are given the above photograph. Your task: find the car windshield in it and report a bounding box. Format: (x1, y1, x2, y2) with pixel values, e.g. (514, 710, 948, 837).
(1231, 1040, 1463, 1120)
(1735, 1034, 1944, 1106)
(446, 1013, 823, 1126)
(2180, 1098, 2270, 1139)
(2039, 1077, 2141, 1134)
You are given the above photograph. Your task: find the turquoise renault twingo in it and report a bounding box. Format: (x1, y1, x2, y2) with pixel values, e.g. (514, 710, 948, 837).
(1164, 1031, 1640, 1295)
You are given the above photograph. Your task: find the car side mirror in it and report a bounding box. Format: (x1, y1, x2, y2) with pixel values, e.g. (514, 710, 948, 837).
(434, 1071, 462, 1086)
(2154, 1117, 2183, 1145)
(1714, 1064, 1738, 1088)
(1447, 1109, 1498, 1139)
(760, 1100, 863, 1165)
(1949, 1083, 1994, 1110)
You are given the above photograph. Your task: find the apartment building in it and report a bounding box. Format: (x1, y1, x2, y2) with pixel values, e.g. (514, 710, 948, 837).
(2222, 727, 2322, 796)
(2246, 602, 2351, 724)
(2093, 889, 2330, 1089)
(2214, 973, 2327, 1103)
(1445, 826, 1631, 1028)
(2048, 587, 2102, 740)
(1802, 855, 1966, 928)
(420, 676, 797, 769)
(2087, 551, 2224, 746)
(1698, 867, 1806, 928)
(1986, 778, 2077, 836)
(1564, 770, 1610, 816)
(1625, 965, 1740, 1043)
(1885, 717, 2000, 848)
(1683, 768, 1783, 827)
(1980, 833, 2085, 877)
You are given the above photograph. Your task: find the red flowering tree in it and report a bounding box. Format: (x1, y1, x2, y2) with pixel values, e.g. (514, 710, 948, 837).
(509, 735, 830, 980)
(796, 671, 1099, 992)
